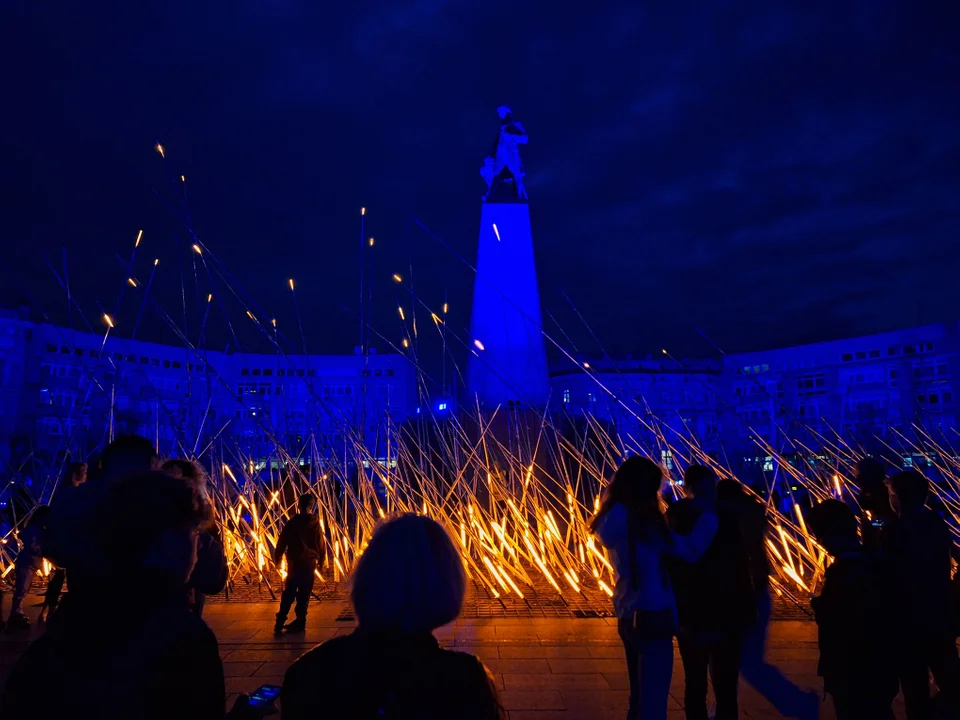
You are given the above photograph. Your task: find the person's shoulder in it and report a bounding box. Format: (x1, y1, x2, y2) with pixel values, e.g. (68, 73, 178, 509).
(285, 635, 355, 680)
(438, 647, 490, 673)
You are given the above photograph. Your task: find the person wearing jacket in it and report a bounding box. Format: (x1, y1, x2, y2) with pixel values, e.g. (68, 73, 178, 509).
(274, 493, 326, 633)
(592, 456, 718, 720)
(282, 513, 503, 719)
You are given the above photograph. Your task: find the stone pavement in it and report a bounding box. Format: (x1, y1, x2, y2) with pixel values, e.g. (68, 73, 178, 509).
(0, 599, 909, 719)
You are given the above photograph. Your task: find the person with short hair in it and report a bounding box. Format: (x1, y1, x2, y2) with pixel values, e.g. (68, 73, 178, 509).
(45, 435, 160, 599)
(281, 513, 503, 719)
(273, 493, 325, 633)
(882, 470, 960, 718)
(853, 457, 890, 551)
(808, 499, 898, 719)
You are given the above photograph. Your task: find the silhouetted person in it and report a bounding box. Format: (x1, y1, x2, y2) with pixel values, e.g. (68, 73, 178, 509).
(592, 456, 717, 720)
(5, 505, 51, 630)
(162, 460, 227, 617)
(41, 462, 87, 622)
(282, 514, 504, 719)
(45, 435, 160, 600)
(0, 470, 268, 719)
(808, 499, 898, 719)
(882, 470, 960, 719)
(667, 466, 754, 720)
(717, 479, 818, 720)
(274, 493, 325, 634)
(853, 457, 891, 552)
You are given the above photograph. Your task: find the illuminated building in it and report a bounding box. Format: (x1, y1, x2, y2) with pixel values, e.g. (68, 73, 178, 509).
(0, 309, 412, 467)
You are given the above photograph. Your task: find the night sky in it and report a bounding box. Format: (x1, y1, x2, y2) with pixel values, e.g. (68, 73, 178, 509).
(3, 2, 959, 364)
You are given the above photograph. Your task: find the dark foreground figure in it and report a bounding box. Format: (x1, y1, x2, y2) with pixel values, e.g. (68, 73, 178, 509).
(274, 493, 326, 634)
(0, 471, 226, 719)
(282, 513, 503, 719)
(882, 471, 960, 719)
(667, 466, 756, 720)
(809, 499, 899, 720)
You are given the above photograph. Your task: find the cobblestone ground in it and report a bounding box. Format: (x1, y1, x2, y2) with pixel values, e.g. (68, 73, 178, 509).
(0, 594, 916, 719)
(207, 573, 814, 621)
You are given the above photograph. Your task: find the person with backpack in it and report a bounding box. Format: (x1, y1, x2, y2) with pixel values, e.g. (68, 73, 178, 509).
(592, 456, 717, 720)
(273, 493, 326, 634)
(282, 513, 503, 719)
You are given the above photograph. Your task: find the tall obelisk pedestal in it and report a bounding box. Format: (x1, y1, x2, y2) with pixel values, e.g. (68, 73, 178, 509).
(466, 201, 550, 409)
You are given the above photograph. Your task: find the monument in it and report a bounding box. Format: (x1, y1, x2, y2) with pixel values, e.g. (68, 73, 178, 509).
(467, 107, 550, 409)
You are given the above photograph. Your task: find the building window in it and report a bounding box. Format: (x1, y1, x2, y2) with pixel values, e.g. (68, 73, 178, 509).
(588, 392, 597, 403)
(563, 389, 571, 405)
(252, 368, 261, 376)
(241, 368, 249, 376)
(264, 369, 273, 376)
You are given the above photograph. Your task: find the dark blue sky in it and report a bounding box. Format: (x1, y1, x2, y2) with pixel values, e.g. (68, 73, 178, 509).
(3, 1, 959, 360)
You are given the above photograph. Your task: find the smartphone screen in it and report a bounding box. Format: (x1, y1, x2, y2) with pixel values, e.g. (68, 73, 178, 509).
(248, 684, 282, 707)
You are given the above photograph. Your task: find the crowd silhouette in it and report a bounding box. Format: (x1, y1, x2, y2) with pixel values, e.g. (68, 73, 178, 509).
(0, 435, 957, 719)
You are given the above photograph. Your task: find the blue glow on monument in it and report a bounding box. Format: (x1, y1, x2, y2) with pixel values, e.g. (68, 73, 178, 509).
(467, 107, 550, 408)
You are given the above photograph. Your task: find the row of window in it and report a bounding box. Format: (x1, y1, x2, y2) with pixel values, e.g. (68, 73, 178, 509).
(240, 367, 396, 378)
(43, 345, 211, 374)
(841, 342, 935, 363)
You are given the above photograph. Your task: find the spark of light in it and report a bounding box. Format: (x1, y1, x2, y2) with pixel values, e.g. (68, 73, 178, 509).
(361, 207, 366, 216)
(474, 339, 485, 351)
(492, 223, 500, 242)
(180, 175, 185, 182)
(402, 338, 410, 349)
(154, 258, 159, 266)
(127, 278, 137, 288)
(288, 278, 295, 290)
(368, 238, 375, 247)
(103, 314, 114, 329)
(398, 307, 405, 321)
(207, 294, 213, 302)
(155, 143, 165, 158)
(192, 244, 202, 255)
(392, 273, 402, 284)
(442, 302, 448, 314)
(135, 229, 143, 247)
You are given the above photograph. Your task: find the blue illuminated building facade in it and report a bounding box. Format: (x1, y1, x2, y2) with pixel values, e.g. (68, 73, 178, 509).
(4, 302, 960, 474)
(0, 308, 412, 469)
(551, 322, 960, 470)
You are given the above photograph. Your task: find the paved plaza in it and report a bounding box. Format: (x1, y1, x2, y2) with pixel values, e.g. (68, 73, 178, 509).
(0, 596, 916, 719)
